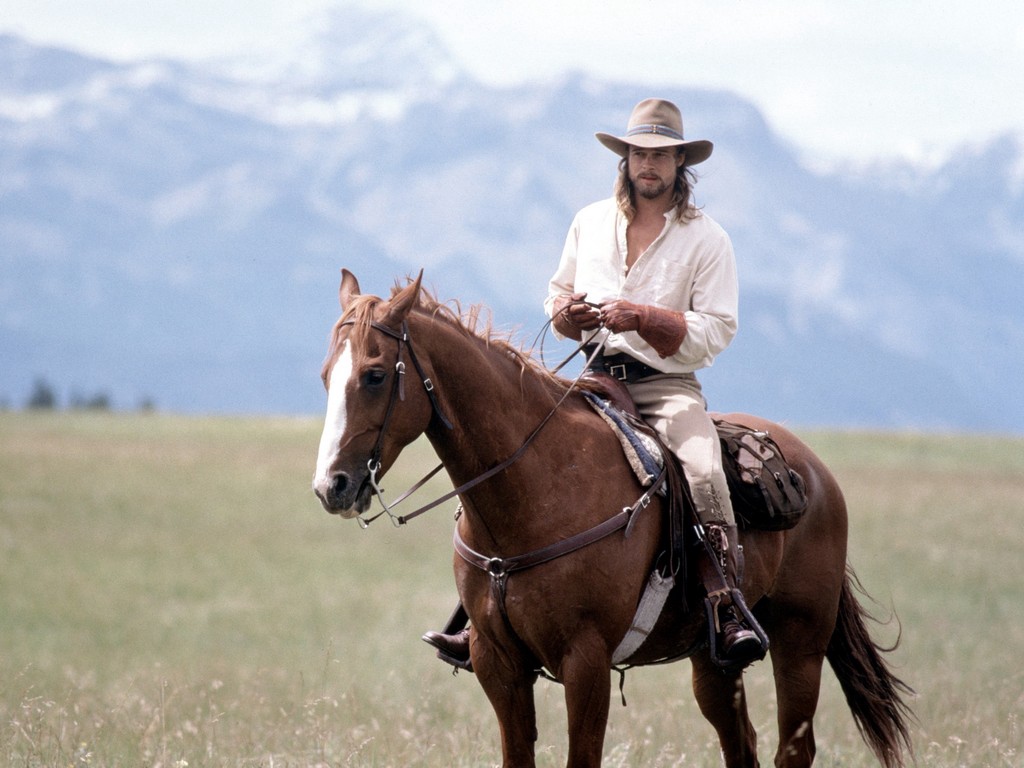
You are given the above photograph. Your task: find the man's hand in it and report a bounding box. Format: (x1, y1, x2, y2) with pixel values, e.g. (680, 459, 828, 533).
(599, 300, 688, 358)
(597, 300, 643, 333)
(552, 292, 601, 340)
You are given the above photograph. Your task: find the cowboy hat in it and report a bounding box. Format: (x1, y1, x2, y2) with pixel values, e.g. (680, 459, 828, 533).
(595, 98, 713, 166)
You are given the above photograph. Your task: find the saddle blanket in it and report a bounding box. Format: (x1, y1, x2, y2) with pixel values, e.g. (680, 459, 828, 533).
(583, 391, 663, 486)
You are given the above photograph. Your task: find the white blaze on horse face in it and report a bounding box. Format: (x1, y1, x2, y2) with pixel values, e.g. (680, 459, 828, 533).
(313, 341, 354, 499)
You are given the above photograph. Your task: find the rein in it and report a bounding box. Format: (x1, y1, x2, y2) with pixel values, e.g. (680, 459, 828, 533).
(351, 310, 608, 528)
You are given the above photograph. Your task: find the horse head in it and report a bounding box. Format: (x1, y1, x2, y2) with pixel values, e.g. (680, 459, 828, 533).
(312, 269, 436, 517)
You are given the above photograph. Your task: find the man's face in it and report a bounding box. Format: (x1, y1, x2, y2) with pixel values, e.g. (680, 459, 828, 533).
(627, 147, 685, 200)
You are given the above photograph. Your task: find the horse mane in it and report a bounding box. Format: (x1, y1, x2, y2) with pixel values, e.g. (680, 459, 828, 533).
(330, 278, 599, 404)
(339, 278, 575, 397)
(404, 281, 576, 396)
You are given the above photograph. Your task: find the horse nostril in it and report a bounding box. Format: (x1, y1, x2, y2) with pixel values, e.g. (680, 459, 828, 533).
(314, 472, 351, 509)
(329, 472, 350, 502)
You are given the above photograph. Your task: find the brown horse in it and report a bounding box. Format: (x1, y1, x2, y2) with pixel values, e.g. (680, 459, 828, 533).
(312, 270, 914, 768)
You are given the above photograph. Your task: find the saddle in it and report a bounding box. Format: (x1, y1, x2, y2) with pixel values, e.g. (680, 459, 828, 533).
(583, 372, 808, 532)
(583, 372, 800, 667)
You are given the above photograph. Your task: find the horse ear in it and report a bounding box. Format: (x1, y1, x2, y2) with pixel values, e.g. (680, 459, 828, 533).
(385, 269, 424, 325)
(339, 269, 360, 309)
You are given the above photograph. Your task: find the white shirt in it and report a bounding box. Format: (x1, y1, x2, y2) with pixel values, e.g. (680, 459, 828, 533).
(545, 197, 738, 373)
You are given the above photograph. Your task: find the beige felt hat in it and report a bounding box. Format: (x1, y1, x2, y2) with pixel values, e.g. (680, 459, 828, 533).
(595, 98, 713, 166)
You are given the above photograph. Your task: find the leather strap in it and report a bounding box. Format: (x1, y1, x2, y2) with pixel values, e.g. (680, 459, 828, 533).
(584, 346, 663, 383)
(453, 465, 666, 587)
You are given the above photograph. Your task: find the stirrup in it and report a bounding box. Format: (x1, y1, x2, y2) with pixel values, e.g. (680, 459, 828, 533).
(703, 590, 769, 670)
(434, 649, 474, 673)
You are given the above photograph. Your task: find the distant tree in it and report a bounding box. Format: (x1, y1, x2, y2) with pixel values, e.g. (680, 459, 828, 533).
(70, 391, 112, 411)
(26, 378, 58, 410)
(88, 393, 112, 410)
(137, 396, 157, 412)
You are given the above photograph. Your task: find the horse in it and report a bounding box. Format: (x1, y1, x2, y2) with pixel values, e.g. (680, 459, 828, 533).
(312, 269, 914, 768)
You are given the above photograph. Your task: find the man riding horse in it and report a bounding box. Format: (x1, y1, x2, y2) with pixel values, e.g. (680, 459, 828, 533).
(425, 98, 764, 671)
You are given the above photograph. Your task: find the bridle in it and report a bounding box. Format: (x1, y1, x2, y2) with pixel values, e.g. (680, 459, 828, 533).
(336, 308, 608, 528)
(336, 317, 452, 527)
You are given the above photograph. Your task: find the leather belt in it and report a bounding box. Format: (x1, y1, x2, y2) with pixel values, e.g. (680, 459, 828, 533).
(585, 347, 663, 383)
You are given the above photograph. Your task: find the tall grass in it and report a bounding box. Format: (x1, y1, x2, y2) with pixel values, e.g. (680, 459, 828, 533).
(1, 413, 1022, 766)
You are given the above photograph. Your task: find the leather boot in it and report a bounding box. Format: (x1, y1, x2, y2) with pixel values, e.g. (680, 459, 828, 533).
(697, 524, 765, 670)
(422, 603, 473, 672)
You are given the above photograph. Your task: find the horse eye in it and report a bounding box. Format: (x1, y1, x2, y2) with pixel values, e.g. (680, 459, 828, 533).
(362, 368, 388, 389)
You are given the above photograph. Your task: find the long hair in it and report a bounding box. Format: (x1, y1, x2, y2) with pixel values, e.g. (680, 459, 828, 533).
(614, 151, 701, 223)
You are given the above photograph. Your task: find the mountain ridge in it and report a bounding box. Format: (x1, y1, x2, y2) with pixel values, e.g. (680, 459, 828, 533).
(2, 9, 1022, 431)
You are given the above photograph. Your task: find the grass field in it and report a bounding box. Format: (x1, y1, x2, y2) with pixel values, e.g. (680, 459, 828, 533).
(1, 411, 1022, 767)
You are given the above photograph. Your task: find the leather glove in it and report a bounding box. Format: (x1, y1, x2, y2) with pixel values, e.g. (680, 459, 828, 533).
(599, 300, 688, 358)
(552, 292, 601, 340)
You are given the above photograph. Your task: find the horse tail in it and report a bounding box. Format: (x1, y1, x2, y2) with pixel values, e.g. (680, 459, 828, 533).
(826, 566, 916, 768)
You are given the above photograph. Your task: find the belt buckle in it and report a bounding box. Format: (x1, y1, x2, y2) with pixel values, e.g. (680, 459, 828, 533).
(609, 363, 628, 381)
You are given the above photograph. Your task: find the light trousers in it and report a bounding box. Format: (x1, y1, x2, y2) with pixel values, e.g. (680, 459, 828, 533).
(626, 373, 735, 528)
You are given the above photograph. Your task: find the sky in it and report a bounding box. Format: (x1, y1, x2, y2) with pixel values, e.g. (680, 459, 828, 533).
(3, 0, 1023, 168)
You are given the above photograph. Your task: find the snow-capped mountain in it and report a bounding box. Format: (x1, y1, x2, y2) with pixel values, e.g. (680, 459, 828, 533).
(2, 7, 1022, 431)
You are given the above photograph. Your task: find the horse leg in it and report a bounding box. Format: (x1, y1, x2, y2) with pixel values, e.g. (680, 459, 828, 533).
(691, 653, 760, 767)
(768, 638, 827, 768)
(560, 633, 613, 768)
(763, 559, 842, 768)
(473, 639, 540, 767)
